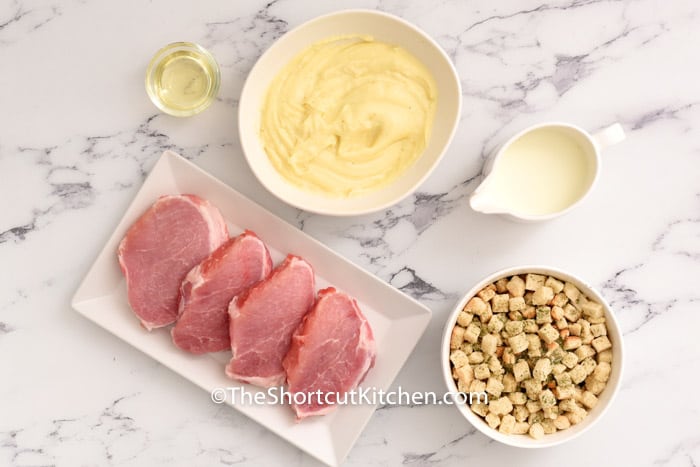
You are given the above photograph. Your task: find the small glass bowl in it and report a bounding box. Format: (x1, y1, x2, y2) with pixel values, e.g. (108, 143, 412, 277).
(145, 42, 221, 117)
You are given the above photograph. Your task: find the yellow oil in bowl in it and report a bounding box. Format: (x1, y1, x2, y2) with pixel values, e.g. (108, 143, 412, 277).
(146, 42, 220, 117)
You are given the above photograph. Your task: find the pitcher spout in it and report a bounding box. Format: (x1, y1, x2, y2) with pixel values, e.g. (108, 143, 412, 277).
(469, 186, 505, 215)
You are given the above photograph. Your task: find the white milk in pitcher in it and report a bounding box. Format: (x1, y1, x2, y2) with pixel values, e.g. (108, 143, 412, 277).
(483, 127, 596, 216)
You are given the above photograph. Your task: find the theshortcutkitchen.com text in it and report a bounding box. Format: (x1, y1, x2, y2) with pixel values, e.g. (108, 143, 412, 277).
(210, 386, 488, 406)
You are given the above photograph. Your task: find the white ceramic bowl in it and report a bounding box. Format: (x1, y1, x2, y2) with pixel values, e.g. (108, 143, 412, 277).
(441, 266, 624, 448)
(238, 9, 461, 216)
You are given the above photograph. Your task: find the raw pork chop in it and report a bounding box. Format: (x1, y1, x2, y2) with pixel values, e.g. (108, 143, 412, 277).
(283, 287, 376, 419)
(118, 194, 228, 330)
(225, 255, 315, 387)
(172, 231, 272, 354)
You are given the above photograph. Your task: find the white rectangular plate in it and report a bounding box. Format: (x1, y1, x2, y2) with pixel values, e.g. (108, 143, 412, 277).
(72, 150, 432, 466)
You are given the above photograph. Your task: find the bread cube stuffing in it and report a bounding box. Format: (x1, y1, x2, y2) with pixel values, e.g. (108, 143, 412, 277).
(551, 292, 569, 308)
(554, 371, 572, 387)
(523, 319, 539, 333)
(563, 336, 582, 350)
(477, 285, 497, 303)
(538, 324, 560, 344)
(568, 321, 582, 336)
(479, 305, 493, 324)
(508, 391, 527, 405)
(543, 406, 559, 420)
(449, 274, 612, 439)
(536, 307, 553, 324)
(592, 361, 612, 382)
(559, 399, 578, 413)
(580, 357, 597, 376)
(505, 320, 524, 336)
(464, 297, 488, 315)
(585, 375, 607, 395)
(522, 306, 536, 319)
(581, 302, 604, 319)
(485, 412, 500, 429)
(592, 335, 612, 352)
(456, 311, 474, 327)
(575, 345, 596, 361)
(527, 334, 542, 354)
(450, 349, 468, 368)
(513, 405, 529, 422)
(469, 380, 486, 394)
(495, 278, 509, 293)
(502, 373, 517, 392)
(553, 385, 576, 400)
(553, 414, 571, 430)
(450, 326, 465, 349)
(590, 323, 607, 337)
(532, 358, 552, 382)
(525, 274, 546, 291)
(561, 352, 579, 369)
(481, 333, 498, 355)
(545, 277, 564, 294)
(464, 323, 481, 344)
(513, 421, 530, 434)
(488, 356, 505, 376)
(487, 316, 505, 333)
(551, 306, 564, 321)
(489, 396, 514, 416)
(502, 348, 516, 366)
(569, 365, 588, 384)
(509, 296, 526, 312)
(563, 282, 580, 302)
(541, 419, 557, 434)
(506, 276, 526, 297)
(508, 333, 529, 354)
(499, 414, 516, 434)
(522, 378, 542, 400)
(468, 351, 484, 364)
(455, 365, 474, 387)
(474, 363, 490, 380)
(513, 360, 531, 382)
(529, 423, 545, 439)
(525, 401, 541, 414)
(566, 410, 586, 425)
(539, 389, 556, 408)
(532, 286, 554, 306)
(552, 363, 567, 375)
(492, 294, 510, 313)
(581, 391, 598, 409)
(471, 403, 488, 417)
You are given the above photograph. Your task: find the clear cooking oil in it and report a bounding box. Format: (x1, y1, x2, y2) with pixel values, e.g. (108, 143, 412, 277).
(146, 42, 220, 117)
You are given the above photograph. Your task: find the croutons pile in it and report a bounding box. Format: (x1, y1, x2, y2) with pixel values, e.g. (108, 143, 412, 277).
(449, 273, 613, 439)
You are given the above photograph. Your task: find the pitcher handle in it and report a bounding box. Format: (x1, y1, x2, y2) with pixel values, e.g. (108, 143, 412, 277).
(592, 123, 626, 150)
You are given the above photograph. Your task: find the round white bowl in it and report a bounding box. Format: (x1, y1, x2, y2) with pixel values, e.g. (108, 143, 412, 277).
(238, 9, 462, 216)
(441, 266, 624, 448)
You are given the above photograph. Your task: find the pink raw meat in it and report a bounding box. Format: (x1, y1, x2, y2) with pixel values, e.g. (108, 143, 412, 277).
(283, 287, 376, 419)
(172, 231, 272, 354)
(225, 255, 315, 387)
(117, 194, 228, 330)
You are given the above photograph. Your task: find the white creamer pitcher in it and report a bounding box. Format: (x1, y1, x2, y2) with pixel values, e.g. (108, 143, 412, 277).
(469, 122, 626, 222)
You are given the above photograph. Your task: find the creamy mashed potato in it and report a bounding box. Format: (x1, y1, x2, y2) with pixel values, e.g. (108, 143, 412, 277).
(260, 35, 437, 197)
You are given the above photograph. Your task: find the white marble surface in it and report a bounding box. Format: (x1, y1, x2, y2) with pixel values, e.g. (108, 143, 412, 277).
(1, 0, 699, 465)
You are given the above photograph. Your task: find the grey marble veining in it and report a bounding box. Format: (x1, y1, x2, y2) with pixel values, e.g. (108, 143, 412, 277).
(1, 0, 699, 466)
